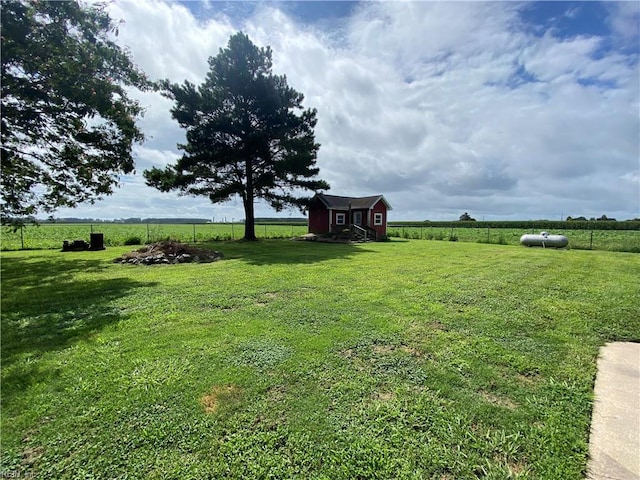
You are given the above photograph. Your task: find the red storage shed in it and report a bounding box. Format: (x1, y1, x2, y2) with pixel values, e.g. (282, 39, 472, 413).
(308, 193, 392, 241)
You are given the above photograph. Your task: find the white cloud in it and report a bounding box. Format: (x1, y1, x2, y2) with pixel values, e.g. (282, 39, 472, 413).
(520, 34, 601, 81)
(109, 0, 234, 82)
(606, 1, 640, 43)
(56, 0, 639, 221)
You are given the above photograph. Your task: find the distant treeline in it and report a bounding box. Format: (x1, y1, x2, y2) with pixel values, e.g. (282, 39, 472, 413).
(38, 217, 213, 224)
(255, 217, 307, 223)
(10, 217, 308, 225)
(6, 218, 639, 231)
(388, 220, 640, 231)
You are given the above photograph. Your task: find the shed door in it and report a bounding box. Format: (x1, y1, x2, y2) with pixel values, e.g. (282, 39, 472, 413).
(353, 211, 362, 225)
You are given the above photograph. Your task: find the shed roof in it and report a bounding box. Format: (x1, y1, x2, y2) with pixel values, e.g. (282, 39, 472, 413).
(314, 194, 392, 210)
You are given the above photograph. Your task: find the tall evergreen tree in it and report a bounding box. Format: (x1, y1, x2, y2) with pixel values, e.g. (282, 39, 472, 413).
(1, 0, 149, 222)
(144, 32, 329, 240)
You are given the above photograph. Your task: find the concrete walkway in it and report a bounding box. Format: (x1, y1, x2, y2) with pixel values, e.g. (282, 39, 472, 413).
(587, 342, 640, 480)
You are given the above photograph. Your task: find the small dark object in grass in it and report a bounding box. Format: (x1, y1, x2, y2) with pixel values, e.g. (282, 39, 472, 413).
(124, 236, 143, 246)
(114, 241, 223, 265)
(62, 233, 105, 251)
(62, 239, 90, 251)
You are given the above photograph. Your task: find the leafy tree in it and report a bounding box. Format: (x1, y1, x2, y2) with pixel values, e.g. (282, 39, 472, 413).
(458, 212, 476, 221)
(144, 32, 329, 241)
(1, 0, 149, 223)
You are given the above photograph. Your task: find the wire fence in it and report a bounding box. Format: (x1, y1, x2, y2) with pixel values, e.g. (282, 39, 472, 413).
(386, 225, 640, 253)
(1, 223, 308, 250)
(2, 223, 638, 253)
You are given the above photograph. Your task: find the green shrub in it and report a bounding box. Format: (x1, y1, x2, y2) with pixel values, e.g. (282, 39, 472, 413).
(123, 236, 142, 246)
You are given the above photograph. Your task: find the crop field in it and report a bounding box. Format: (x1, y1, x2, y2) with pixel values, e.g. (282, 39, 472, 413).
(1, 223, 308, 250)
(387, 226, 640, 253)
(2, 239, 639, 479)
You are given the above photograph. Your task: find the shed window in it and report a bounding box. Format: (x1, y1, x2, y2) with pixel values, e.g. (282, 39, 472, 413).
(336, 213, 346, 225)
(374, 213, 383, 225)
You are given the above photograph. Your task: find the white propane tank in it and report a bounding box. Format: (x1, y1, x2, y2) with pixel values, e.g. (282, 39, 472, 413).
(520, 232, 568, 248)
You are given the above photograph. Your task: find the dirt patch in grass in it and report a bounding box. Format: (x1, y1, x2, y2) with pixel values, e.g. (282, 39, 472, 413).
(340, 348, 355, 358)
(114, 241, 223, 265)
(267, 385, 288, 402)
(372, 344, 395, 355)
(480, 391, 519, 410)
(429, 320, 449, 331)
(372, 390, 396, 402)
(253, 292, 280, 307)
(516, 372, 540, 385)
(22, 445, 44, 466)
(400, 345, 423, 357)
(372, 344, 423, 357)
(200, 385, 240, 414)
(507, 460, 529, 476)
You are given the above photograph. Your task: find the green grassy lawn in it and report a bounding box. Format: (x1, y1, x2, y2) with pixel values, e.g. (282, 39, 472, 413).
(2, 240, 639, 479)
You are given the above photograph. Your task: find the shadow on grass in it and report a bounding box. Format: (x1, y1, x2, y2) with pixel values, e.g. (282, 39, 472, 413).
(202, 239, 378, 265)
(1, 254, 156, 368)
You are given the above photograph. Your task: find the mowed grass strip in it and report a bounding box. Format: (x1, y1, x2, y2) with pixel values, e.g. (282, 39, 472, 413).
(1, 240, 639, 479)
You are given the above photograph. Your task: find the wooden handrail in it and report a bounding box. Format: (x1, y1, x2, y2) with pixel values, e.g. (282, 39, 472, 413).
(351, 224, 368, 241)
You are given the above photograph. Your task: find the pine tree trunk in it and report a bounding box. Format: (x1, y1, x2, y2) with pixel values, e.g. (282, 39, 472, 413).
(244, 201, 256, 240)
(243, 158, 257, 241)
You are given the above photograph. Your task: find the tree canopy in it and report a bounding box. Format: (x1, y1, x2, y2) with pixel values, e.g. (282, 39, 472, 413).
(144, 32, 329, 240)
(458, 212, 476, 221)
(1, 0, 149, 222)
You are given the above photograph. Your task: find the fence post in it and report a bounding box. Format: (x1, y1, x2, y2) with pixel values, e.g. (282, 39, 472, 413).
(147, 224, 150, 244)
(421, 226, 423, 239)
(264, 224, 267, 237)
(487, 227, 490, 244)
(20, 225, 24, 250)
(193, 224, 196, 243)
(590, 230, 593, 250)
(231, 222, 234, 239)
(90, 224, 94, 234)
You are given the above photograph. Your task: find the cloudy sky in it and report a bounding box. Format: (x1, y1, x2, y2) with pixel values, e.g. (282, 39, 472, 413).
(58, 0, 639, 221)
